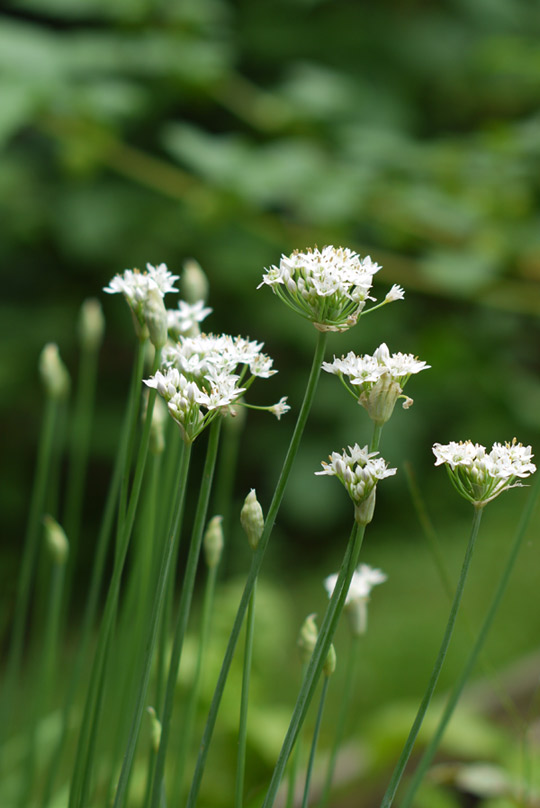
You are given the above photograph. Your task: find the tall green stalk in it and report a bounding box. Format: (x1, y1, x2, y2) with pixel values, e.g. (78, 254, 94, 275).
(149, 418, 223, 807)
(69, 346, 160, 808)
(1, 394, 60, 748)
(301, 676, 330, 808)
(379, 505, 484, 808)
(234, 578, 257, 808)
(112, 441, 193, 807)
(318, 634, 360, 808)
(261, 521, 365, 808)
(185, 330, 328, 808)
(170, 549, 222, 805)
(399, 479, 540, 808)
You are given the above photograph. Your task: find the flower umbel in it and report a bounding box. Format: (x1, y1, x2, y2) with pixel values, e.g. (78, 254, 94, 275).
(316, 444, 397, 524)
(322, 343, 430, 425)
(324, 564, 387, 635)
(258, 246, 399, 332)
(433, 439, 536, 507)
(104, 263, 179, 338)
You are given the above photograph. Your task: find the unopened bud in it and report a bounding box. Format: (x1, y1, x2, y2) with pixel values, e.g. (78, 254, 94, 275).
(204, 515, 224, 568)
(359, 372, 402, 426)
(78, 298, 105, 351)
(182, 258, 209, 304)
(323, 643, 336, 677)
(144, 287, 168, 350)
(298, 613, 318, 665)
(354, 487, 377, 526)
(240, 489, 264, 550)
(39, 343, 70, 399)
(43, 515, 69, 565)
(146, 707, 162, 752)
(149, 396, 167, 455)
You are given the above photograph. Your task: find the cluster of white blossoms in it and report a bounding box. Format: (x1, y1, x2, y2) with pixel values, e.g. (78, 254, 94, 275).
(258, 246, 404, 332)
(167, 300, 212, 339)
(104, 263, 179, 332)
(322, 343, 430, 425)
(316, 444, 397, 524)
(433, 439, 536, 507)
(324, 564, 387, 635)
(145, 332, 289, 443)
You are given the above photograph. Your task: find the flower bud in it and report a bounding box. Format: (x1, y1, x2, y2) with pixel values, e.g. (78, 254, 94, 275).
(146, 707, 162, 752)
(354, 487, 377, 526)
(323, 643, 336, 677)
(182, 258, 209, 304)
(240, 489, 264, 550)
(346, 600, 368, 636)
(39, 343, 70, 399)
(204, 515, 224, 569)
(297, 613, 318, 665)
(149, 396, 167, 455)
(43, 515, 69, 565)
(359, 372, 402, 426)
(78, 298, 105, 351)
(143, 286, 168, 350)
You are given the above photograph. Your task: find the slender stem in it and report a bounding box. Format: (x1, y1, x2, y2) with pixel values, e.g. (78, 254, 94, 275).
(262, 521, 365, 808)
(379, 505, 484, 808)
(285, 663, 308, 808)
(1, 396, 59, 741)
(301, 676, 330, 808)
(399, 480, 540, 808)
(318, 634, 360, 808)
(170, 560, 221, 805)
(185, 330, 328, 808)
(150, 418, 223, 807)
(235, 578, 257, 808)
(69, 346, 159, 808)
(112, 442, 193, 807)
(63, 335, 101, 597)
(370, 423, 383, 452)
(40, 349, 143, 808)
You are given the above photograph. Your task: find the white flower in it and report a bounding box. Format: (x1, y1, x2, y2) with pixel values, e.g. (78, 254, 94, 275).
(258, 246, 382, 332)
(167, 300, 212, 337)
(385, 284, 405, 303)
(316, 444, 396, 522)
(269, 397, 290, 420)
(324, 564, 387, 603)
(324, 564, 387, 635)
(322, 343, 429, 425)
(104, 263, 179, 336)
(433, 439, 536, 507)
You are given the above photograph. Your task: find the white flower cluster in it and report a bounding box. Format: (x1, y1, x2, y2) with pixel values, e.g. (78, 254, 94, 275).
(433, 439, 536, 507)
(316, 444, 397, 523)
(167, 300, 212, 339)
(322, 343, 429, 425)
(145, 333, 289, 442)
(104, 263, 180, 339)
(258, 246, 402, 332)
(324, 564, 387, 635)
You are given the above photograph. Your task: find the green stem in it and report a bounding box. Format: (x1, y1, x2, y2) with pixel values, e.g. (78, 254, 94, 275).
(301, 676, 330, 808)
(399, 480, 540, 808)
(63, 336, 101, 596)
(40, 349, 143, 808)
(1, 395, 60, 743)
(379, 505, 484, 808)
(234, 578, 257, 808)
(69, 346, 159, 808)
(185, 330, 328, 808)
(318, 634, 360, 808)
(150, 418, 223, 807)
(285, 664, 307, 808)
(170, 559, 221, 805)
(262, 521, 365, 808)
(112, 441, 192, 807)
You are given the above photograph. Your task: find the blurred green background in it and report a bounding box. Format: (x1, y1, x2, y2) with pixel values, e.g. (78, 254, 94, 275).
(2, 0, 540, 804)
